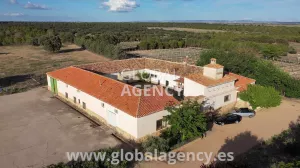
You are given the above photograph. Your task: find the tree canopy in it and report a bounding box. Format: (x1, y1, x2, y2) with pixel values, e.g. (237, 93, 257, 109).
(239, 85, 282, 109)
(164, 100, 207, 142)
(42, 36, 62, 53)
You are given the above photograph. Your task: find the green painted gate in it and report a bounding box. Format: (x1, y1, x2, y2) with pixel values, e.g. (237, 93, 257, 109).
(50, 77, 58, 94)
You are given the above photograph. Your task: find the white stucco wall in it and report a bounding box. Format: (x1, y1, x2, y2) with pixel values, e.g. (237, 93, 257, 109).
(114, 68, 181, 88)
(203, 67, 223, 80)
(47, 75, 51, 89)
(137, 110, 170, 139)
(204, 81, 237, 109)
(183, 78, 206, 97)
(117, 70, 142, 81)
(144, 69, 180, 88)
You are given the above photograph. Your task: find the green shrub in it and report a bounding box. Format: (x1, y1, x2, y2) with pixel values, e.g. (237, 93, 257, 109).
(239, 85, 282, 109)
(31, 38, 40, 46)
(260, 44, 288, 59)
(276, 161, 300, 168)
(165, 100, 207, 142)
(136, 72, 150, 81)
(288, 46, 297, 54)
(138, 41, 150, 50)
(141, 136, 170, 153)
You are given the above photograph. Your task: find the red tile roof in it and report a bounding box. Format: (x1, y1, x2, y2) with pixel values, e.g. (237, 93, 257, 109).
(204, 63, 224, 69)
(174, 77, 184, 83)
(186, 73, 237, 87)
(228, 72, 256, 92)
(47, 67, 179, 118)
(78, 58, 237, 87)
(77, 58, 203, 77)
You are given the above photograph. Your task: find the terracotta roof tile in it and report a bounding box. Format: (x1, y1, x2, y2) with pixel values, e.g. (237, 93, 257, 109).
(77, 58, 146, 74)
(174, 77, 184, 83)
(144, 58, 203, 76)
(228, 72, 256, 92)
(137, 86, 179, 117)
(204, 63, 224, 69)
(77, 58, 203, 77)
(186, 73, 237, 87)
(47, 66, 179, 118)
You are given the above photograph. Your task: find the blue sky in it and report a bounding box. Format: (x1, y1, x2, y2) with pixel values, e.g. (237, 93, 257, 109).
(0, 0, 299, 22)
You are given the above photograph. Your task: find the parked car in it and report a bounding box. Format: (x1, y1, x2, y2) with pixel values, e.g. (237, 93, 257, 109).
(231, 108, 256, 118)
(215, 114, 242, 126)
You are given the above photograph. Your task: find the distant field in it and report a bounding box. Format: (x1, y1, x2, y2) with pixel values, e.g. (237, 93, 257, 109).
(273, 42, 300, 79)
(268, 24, 300, 27)
(0, 44, 109, 95)
(119, 41, 140, 50)
(127, 47, 204, 64)
(148, 27, 227, 33)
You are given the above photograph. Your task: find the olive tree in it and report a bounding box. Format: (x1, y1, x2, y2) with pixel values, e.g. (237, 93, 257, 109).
(42, 36, 62, 53)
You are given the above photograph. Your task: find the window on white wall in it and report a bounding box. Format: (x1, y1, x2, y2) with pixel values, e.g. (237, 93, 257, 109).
(73, 97, 77, 104)
(156, 119, 167, 131)
(65, 92, 68, 99)
(224, 95, 231, 102)
(114, 109, 118, 113)
(101, 103, 105, 108)
(83, 102, 86, 109)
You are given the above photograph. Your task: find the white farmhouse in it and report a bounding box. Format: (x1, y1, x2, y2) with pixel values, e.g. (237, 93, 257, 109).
(46, 58, 255, 140)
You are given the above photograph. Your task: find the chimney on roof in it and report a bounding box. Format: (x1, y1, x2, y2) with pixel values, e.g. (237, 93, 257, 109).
(210, 58, 217, 64)
(203, 58, 224, 80)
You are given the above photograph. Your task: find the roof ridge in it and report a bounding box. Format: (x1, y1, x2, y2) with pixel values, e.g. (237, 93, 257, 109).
(76, 58, 146, 68)
(144, 57, 202, 68)
(136, 93, 143, 117)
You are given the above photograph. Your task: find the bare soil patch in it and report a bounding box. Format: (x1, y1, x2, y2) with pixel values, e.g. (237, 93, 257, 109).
(127, 47, 204, 64)
(148, 27, 227, 33)
(0, 44, 109, 95)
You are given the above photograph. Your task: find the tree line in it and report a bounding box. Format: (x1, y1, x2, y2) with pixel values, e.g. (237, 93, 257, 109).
(1, 22, 300, 59)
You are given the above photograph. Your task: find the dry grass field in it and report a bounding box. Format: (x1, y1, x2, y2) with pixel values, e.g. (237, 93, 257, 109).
(0, 44, 109, 94)
(127, 47, 204, 64)
(119, 41, 140, 50)
(148, 27, 227, 33)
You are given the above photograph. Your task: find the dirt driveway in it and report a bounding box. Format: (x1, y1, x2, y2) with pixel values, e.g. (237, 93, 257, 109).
(140, 98, 300, 168)
(0, 87, 121, 168)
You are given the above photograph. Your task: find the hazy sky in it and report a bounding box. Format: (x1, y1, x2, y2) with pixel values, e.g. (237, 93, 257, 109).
(0, 0, 299, 22)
